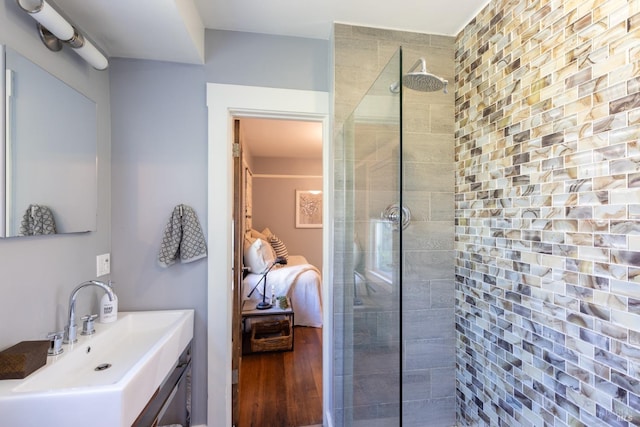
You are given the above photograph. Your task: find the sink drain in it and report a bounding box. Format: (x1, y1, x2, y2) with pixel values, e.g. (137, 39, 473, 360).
(94, 363, 112, 371)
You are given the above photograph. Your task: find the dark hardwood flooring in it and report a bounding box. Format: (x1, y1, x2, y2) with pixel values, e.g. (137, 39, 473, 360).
(239, 326, 323, 427)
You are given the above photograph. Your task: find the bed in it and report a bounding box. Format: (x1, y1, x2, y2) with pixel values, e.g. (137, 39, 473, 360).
(243, 239, 323, 328)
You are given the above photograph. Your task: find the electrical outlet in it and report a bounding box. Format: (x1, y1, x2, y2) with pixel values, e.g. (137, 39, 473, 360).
(96, 253, 110, 277)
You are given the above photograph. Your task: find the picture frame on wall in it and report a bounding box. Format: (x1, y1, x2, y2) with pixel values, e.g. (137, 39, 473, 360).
(295, 190, 322, 228)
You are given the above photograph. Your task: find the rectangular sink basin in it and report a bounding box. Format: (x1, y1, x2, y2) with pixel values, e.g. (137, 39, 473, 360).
(0, 309, 194, 427)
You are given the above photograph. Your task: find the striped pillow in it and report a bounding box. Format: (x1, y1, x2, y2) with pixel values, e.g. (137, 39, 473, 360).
(268, 234, 289, 261)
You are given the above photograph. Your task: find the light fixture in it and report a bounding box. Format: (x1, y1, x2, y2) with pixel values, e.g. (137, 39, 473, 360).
(16, 0, 108, 70)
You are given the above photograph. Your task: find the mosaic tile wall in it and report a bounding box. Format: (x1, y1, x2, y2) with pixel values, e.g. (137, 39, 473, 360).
(455, 0, 640, 425)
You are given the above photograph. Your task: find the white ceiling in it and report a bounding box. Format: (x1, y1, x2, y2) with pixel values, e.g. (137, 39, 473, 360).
(240, 118, 323, 160)
(51, 0, 205, 64)
(195, 0, 490, 41)
(43, 0, 489, 159)
(50, 0, 490, 64)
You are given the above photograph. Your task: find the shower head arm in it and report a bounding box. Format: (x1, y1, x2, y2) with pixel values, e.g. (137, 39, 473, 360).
(406, 58, 427, 74)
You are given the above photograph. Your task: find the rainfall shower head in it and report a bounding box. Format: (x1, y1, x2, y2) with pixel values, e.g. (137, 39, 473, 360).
(403, 70, 448, 92)
(390, 58, 448, 94)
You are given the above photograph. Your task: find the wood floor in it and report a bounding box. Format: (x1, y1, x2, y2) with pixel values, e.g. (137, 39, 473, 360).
(239, 326, 323, 427)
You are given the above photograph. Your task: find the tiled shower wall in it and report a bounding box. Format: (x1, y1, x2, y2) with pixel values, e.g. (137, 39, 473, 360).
(455, 0, 640, 426)
(333, 24, 456, 425)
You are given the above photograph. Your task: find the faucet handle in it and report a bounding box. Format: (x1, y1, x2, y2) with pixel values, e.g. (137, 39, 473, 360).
(47, 331, 64, 356)
(81, 314, 98, 336)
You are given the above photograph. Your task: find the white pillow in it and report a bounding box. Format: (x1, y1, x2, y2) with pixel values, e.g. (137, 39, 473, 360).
(244, 238, 276, 273)
(251, 229, 268, 241)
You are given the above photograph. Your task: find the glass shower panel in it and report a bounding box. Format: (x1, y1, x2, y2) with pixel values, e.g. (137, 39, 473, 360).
(336, 48, 403, 427)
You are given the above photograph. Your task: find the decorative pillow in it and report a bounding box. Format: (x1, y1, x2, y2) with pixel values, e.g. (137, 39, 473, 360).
(251, 229, 268, 241)
(268, 234, 289, 261)
(261, 227, 274, 240)
(244, 238, 276, 273)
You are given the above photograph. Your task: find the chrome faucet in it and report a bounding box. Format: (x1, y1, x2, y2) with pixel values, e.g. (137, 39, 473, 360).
(64, 280, 114, 343)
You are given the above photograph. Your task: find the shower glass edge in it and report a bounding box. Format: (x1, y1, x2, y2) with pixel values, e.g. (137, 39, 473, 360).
(335, 47, 403, 427)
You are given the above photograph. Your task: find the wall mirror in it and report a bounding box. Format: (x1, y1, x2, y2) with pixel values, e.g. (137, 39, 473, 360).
(1, 45, 97, 238)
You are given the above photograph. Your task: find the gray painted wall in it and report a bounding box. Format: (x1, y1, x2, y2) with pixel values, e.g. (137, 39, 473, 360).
(205, 30, 329, 91)
(0, 2, 111, 348)
(251, 157, 323, 269)
(109, 57, 209, 424)
(110, 30, 329, 424)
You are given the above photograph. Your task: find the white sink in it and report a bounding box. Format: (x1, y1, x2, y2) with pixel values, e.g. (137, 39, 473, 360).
(0, 310, 194, 427)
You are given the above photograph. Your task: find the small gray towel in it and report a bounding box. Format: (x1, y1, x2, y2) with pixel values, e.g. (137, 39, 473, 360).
(19, 204, 57, 236)
(158, 204, 207, 268)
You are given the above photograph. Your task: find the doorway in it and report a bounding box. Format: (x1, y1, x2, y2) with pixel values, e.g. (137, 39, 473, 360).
(206, 84, 330, 427)
(236, 117, 324, 426)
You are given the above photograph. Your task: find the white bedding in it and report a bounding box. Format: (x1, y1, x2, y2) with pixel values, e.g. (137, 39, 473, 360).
(243, 255, 323, 327)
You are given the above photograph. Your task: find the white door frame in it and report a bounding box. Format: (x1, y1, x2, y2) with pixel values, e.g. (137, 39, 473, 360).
(206, 83, 332, 427)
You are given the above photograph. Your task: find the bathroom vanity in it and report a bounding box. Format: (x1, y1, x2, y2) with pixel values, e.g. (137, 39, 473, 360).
(0, 310, 194, 427)
(134, 341, 192, 426)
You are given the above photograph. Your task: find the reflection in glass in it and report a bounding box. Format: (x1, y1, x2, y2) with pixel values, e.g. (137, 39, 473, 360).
(369, 220, 393, 283)
(3, 46, 97, 237)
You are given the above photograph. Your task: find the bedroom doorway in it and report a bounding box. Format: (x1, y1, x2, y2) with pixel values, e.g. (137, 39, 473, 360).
(235, 117, 324, 426)
(205, 82, 330, 427)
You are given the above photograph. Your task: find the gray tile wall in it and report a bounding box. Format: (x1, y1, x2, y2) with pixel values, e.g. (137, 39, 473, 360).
(455, 0, 640, 425)
(333, 23, 456, 426)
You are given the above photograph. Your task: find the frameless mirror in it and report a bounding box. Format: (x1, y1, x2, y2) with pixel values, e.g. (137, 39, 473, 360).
(1, 45, 97, 237)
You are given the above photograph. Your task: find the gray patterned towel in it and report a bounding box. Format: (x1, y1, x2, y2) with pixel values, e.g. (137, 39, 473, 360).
(158, 204, 207, 268)
(19, 204, 57, 236)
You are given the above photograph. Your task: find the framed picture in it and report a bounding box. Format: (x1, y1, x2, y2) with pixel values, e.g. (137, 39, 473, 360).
(295, 190, 323, 228)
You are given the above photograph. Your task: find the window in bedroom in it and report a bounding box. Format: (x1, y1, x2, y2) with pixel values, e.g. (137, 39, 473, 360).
(369, 219, 394, 284)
